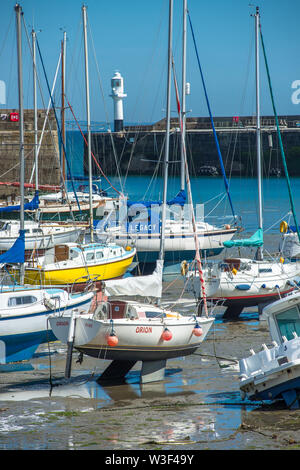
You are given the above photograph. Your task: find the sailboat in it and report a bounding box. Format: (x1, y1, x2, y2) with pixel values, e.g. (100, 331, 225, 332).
(11, 5, 136, 290)
(0, 26, 85, 250)
(96, 1, 238, 275)
(48, 0, 214, 384)
(185, 7, 300, 319)
(0, 28, 118, 224)
(0, 4, 96, 365)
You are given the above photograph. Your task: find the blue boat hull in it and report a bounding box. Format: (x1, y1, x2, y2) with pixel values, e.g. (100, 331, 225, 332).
(0, 294, 93, 364)
(250, 376, 300, 409)
(0, 329, 56, 364)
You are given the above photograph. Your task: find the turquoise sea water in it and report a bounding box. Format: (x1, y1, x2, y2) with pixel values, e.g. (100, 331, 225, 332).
(66, 131, 300, 235)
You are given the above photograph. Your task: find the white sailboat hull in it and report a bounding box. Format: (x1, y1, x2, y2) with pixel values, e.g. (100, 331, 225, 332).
(49, 302, 214, 362)
(100, 222, 237, 260)
(0, 220, 83, 251)
(186, 258, 300, 307)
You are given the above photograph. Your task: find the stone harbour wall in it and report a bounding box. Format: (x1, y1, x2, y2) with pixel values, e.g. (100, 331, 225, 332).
(0, 109, 61, 200)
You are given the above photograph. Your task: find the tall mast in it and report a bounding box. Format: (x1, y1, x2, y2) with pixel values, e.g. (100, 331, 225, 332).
(255, 6, 263, 260)
(159, 0, 173, 261)
(32, 29, 38, 196)
(61, 30, 67, 186)
(82, 5, 94, 242)
(180, 0, 187, 193)
(15, 3, 25, 283)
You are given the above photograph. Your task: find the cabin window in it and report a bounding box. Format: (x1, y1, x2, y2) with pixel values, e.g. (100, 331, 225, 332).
(276, 306, 300, 341)
(96, 251, 104, 259)
(86, 252, 95, 261)
(70, 250, 79, 260)
(8, 295, 38, 306)
(32, 228, 43, 234)
(145, 311, 165, 318)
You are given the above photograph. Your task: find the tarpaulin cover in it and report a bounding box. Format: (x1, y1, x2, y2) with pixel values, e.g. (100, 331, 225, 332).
(0, 229, 25, 264)
(223, 228, 263, 248)
(0, 192, 39, 213)
(127, 189, 186, 208)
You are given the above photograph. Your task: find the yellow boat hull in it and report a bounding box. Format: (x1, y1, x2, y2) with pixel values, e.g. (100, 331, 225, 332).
(21, 254, 135, 286)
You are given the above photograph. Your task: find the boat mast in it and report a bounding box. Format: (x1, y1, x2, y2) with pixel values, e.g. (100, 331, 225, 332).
(32, 29, 38, 198)
(61, 30, 67, 190)
(159, 0, 173, 261)
(15, 4, 25, 283)
(180, 0, 187, 195)
(255, 6, 263, 261)
(82, 5, 94, 242)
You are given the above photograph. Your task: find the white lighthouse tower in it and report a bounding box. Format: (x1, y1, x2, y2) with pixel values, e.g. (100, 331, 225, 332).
(110, 71, 126, 132)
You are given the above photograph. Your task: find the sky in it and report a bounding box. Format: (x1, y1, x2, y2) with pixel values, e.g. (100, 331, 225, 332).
(1, 0, 300, 125)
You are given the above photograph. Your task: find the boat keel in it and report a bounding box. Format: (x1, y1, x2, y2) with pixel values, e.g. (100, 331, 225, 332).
(97, 359, 167, 384)
(223, 305, 244, 320)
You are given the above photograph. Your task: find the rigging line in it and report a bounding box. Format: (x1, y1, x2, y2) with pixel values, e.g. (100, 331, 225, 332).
(172, 57, 208, 318)
(0, 9, 13, 58)
(35, 37, 82, 215)
(66, 96, 123, 197)
(22, 20, 75, 216)
(0, 147, 34, 179)
(87, 17, 123, 193)
(187, 10, 235, 219)
(259, 25, 300, 244)
(141, 134, 166, 201)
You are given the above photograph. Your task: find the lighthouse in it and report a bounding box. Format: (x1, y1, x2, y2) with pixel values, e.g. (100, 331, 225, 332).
(110, 71, 126, 132)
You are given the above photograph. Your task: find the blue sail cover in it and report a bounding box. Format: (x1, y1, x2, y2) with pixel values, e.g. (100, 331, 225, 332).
(127, 190, 186, 208)
(0, 229, 25, 264)
(223, 228, 263, 248)
(0, 192, 39, 213)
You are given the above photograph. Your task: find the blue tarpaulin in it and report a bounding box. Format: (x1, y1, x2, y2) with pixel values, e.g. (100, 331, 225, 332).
(0, 229, 25, 264)
(0, 192, 39, 213)
(127, 189, 186, 208)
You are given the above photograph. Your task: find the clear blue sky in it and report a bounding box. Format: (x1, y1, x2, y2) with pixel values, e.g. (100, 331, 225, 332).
(1, 0, 300, 125)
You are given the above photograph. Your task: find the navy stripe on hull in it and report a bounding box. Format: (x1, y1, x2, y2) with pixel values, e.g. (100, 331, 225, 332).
(211, 289, 295, 309)
(76, 344, 200, 361)
(136, 247, 224, 264)
(249, 376, 300, 406)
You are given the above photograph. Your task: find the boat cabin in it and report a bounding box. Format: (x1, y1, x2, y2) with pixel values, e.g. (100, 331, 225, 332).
(261, 291, 300, 344)
(35, 242, 126, 266)
(94, 300, 168, 321)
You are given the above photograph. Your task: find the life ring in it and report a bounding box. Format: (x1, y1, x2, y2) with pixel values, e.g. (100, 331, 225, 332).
(280, 220, 288, 233)
(180, 260, 189, 276)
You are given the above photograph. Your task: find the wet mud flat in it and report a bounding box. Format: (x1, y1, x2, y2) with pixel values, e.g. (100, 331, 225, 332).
(1, 292, 300, 451)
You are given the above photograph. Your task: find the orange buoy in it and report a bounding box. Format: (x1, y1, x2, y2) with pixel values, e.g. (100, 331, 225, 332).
(107, 334, 119, 347)
(161, 328, 172, 341)
(193, 324, 203, 337)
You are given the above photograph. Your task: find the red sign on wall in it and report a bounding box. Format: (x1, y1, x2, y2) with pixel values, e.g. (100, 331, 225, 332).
(9, 112, 19, 122)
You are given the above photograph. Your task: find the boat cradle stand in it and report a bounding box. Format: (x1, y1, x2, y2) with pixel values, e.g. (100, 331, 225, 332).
(96, 359, 167, 385)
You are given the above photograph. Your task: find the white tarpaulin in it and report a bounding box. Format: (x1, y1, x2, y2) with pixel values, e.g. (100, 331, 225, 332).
(104, 260, 163, 298)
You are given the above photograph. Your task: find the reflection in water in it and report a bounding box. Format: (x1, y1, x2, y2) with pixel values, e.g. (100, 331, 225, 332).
(0, 367, 194, 406)
(0, 295, 285, 450)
